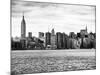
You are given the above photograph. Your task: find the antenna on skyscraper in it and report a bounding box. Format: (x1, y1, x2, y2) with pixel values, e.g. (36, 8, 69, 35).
(51, 24, 54, 29)
(22, 11, 24, 17)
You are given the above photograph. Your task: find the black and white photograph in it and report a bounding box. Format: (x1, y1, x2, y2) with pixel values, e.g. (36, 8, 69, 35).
(11, 0, 96, 75)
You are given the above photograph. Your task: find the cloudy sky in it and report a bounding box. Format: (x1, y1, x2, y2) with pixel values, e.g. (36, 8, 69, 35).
(11, 0, 96, 37)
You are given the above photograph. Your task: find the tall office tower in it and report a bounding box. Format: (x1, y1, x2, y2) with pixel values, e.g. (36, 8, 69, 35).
(80, 25, 88, 38)
(39, 32, 44, 38)
(20, 13, 26, 49)
(45, 32, 51, 47)
(21, 13, 26, 38)
(56, 32, 63, 49)
(38, 32, 45, 46)
(77, 33, 81, 38)
(69, 32, 76, 38)
(86, 25, 87, 33)
(51, 28, 56, 49)
(28, 32, 32, 38)
(62, 33, 67, 49)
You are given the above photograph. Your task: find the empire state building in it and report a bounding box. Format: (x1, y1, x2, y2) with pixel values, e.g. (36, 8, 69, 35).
(21, 14, 26, 38)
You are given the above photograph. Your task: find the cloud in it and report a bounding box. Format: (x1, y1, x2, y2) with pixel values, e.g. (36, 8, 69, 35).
(11, 0, 96, 37)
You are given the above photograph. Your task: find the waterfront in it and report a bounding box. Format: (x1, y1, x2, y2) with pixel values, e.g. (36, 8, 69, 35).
(11, 49, 96, 74)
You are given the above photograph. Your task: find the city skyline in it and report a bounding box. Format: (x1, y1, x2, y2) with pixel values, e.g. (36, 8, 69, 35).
(11, 0, 96, 37)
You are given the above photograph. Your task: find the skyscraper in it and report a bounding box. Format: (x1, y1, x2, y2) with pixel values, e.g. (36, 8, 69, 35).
(45, 32, 51, 47)
(86, 25, 87, 32)
(62, 33, 67, 49)
(80, 25, 88, 38)
(28, 32, 32, 38)
(38, 32, 45, 46)
(21, 13, 26, 38)
(56, 32, 63, 49)
(39, 32, 44, 38)
(69, 32, 76, 38)
(20, 13, 26, 49)
(51, 28, 56, 49)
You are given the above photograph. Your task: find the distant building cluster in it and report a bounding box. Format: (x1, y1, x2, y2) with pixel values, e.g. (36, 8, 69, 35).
(11, 14, 96, 50)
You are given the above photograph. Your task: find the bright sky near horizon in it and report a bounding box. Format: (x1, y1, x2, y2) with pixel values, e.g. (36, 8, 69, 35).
(11, 0, 96, 37)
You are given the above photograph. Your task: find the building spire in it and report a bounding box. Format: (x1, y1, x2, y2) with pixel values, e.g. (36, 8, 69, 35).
(22, 11, 24, 19)
(21, 11, 26, 38)
(51, 25, 55, 35)
(52, 24, 54, 29)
